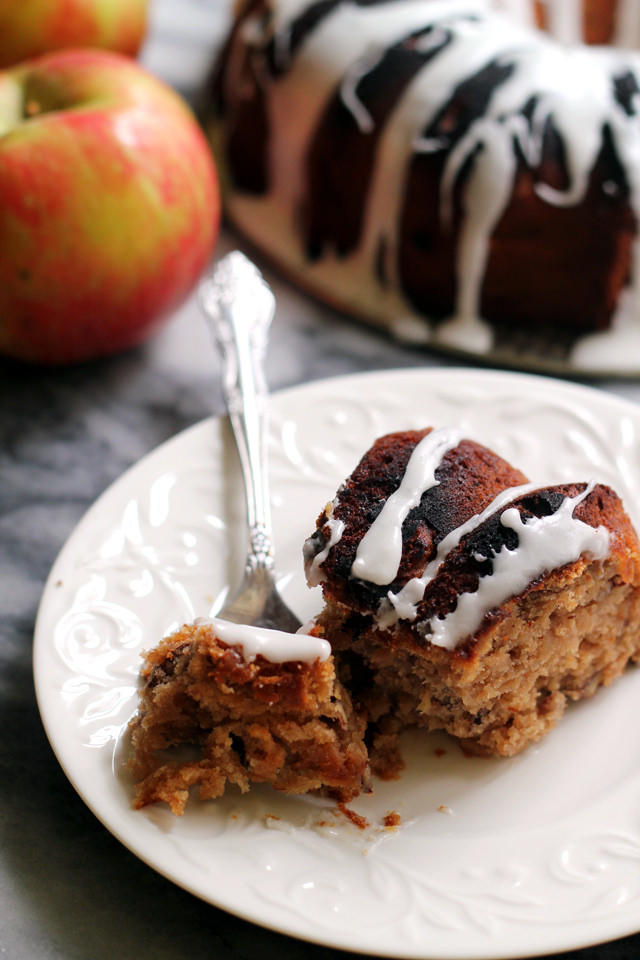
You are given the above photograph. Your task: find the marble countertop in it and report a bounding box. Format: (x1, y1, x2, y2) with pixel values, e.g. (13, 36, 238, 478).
(3, 2, 640, 958)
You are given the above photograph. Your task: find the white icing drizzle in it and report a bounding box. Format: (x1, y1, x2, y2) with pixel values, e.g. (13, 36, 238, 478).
(351, 427, 463, 585)
(305, 503, 345, 587)
(340, 47, 384, 135)
(194, 616, 331, 663)
(570, 286, 640, 368)
(422, 480, 610, 651)
(378, 480, 540, 626)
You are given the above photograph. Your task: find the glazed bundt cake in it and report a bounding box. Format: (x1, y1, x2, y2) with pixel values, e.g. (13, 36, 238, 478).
(129, 618, 370, 814)
(208, 0, 640, 368)
(303, 428, 640, 766)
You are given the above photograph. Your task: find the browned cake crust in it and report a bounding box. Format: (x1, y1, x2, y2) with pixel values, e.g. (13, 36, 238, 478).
(305, 429, 640, 765)
(305, 429, 529, 613)
(129, 621, 370, 814)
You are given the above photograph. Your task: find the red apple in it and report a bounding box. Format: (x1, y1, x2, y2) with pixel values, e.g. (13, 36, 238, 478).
(0, 0, 149, 68)
(0, 48, 220, 364)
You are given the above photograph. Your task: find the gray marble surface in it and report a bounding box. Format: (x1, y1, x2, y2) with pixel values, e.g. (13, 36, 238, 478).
(3, 2, 640, 958)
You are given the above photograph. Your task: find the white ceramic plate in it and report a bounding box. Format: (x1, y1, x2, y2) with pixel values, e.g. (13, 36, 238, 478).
(34, 368, 640, 959)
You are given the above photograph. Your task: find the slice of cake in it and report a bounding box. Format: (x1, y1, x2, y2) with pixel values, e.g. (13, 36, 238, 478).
(129, 425, 640, 813)
(129, 618, 370, 814)
(304, 427, 640, 767)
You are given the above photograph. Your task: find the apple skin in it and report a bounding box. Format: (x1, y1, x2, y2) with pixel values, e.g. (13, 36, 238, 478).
(0, 48, 220, 364)
(0, 0, 148, 68)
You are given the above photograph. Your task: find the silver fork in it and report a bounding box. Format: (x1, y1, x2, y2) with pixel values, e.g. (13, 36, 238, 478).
(199, 251, 302, 633)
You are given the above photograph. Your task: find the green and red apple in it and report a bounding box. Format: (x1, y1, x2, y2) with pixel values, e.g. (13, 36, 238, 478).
(0, 0, 149, 68)
(0, 48, 220, 364)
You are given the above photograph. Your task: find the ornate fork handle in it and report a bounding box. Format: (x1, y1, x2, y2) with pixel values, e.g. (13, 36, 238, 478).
(200, 251, 276, 577)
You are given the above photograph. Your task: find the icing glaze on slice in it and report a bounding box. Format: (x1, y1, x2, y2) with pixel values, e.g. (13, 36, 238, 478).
(423, 481, 610, 650)
(351, 427, 463, 585)
(194, 617, 330, 663)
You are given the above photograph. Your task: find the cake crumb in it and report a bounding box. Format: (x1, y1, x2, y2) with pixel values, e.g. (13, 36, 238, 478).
(438, 804, 453, 816)
(382, 811, 401, 830)
(434, 747, 447, 758)
(337, 802, 369, 830)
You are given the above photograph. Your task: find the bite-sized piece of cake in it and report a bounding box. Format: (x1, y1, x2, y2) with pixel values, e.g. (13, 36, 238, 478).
(304, 427, 640, 764)
(129, 618, 370, 814)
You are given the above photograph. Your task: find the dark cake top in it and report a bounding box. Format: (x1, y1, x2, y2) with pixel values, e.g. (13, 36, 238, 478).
(303, 427, 631, 650)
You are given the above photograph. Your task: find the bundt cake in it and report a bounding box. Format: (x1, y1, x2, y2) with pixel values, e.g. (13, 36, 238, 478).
(207, 0, 640, 368)
(303, 427, 640, 767)
(128, 617, 370, 814)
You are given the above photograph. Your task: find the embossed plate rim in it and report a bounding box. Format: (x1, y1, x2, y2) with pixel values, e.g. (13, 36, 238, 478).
(34, 367, 640, 959)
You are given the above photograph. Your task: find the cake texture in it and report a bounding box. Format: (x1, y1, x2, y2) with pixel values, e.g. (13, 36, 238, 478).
(303, 427, 640, 765)
(208, 0, 640, 368)
(129, 618, 370, 814)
